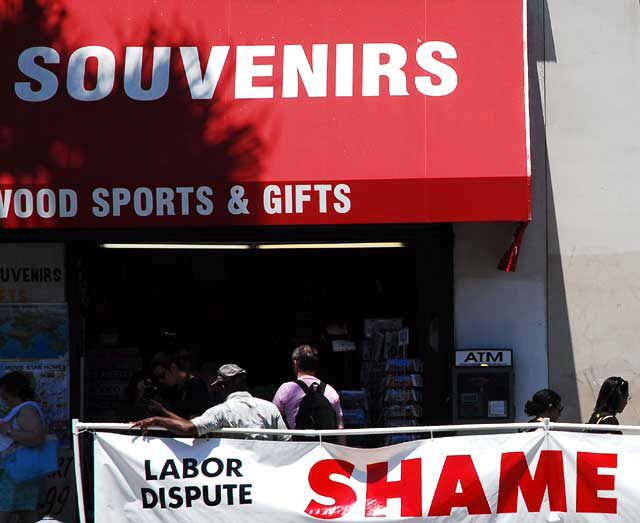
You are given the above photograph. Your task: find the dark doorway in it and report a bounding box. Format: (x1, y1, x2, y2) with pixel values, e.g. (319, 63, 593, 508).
(76, 226, 453, 430)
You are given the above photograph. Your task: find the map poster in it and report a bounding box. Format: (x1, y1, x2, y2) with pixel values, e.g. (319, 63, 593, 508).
(0, 359, 71, 447)
(0, 304, 69, 359)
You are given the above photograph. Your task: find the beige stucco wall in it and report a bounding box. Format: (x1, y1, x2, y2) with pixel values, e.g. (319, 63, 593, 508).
(545, 0, 640, 423)
(456, 0, 640, 425)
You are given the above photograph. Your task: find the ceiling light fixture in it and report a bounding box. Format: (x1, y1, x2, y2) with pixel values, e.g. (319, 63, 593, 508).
(98, 243, 251, 250)
(255, 242, 405, 250)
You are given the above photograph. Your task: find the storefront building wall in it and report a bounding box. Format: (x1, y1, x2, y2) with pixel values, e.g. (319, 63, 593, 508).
(453, 217, 547, 423)
(545, 0, 640, 424)
(0, 242, 77, 520)
(455, 0, 640, 425)
(453, 0, 549, 423)
(1, 1, 533, 425)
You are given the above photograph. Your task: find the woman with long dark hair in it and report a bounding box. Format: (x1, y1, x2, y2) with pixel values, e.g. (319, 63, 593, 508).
(587, 376, 629, 431)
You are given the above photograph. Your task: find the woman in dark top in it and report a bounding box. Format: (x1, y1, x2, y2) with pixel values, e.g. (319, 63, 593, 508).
(587, 376, 629, 433)
(524, 389, 563, 425)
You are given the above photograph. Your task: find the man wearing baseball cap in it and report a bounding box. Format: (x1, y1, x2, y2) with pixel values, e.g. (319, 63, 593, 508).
(132, 363, 290, 440)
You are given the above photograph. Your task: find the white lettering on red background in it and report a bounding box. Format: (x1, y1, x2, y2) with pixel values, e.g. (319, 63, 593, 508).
(263, 184, 350, 215)
(14, 43, 458, 102)
(0, 188, 78, 219)
(0, 184, 352, 220)
(91, 186, 215, 218)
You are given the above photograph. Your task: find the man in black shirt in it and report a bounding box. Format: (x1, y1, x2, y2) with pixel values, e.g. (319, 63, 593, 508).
(142, 350, 210, 420)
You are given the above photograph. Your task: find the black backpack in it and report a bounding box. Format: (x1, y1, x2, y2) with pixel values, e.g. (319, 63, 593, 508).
(294, 380, 338, 430)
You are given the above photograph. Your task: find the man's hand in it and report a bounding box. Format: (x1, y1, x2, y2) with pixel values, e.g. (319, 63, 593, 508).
(135, 379, 146, 398)
(130, 417, 161, 435)
(130, 415, 198, 437)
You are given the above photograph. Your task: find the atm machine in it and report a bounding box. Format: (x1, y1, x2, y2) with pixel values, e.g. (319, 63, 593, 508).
(452, 349, 514, 424)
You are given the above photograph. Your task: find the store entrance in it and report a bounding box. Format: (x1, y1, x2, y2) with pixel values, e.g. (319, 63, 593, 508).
(79, 228, 453, 438)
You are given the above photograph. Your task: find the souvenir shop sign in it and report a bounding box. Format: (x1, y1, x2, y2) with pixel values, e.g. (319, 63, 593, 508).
(94, 430, 633, 522)
(0, 244, 65, 303)
(0, 0, 530, 228)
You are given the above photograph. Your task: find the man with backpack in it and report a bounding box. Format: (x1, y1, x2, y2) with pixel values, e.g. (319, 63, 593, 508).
(273, 345, 343, 435)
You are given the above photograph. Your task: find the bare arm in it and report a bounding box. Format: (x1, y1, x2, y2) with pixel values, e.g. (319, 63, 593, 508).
(1, 406, 46, 447)
(162, 410, 188, 421)
(333, 396, 346, 445)
(336, 411, 347, 446)
(130, 415, 198, 436)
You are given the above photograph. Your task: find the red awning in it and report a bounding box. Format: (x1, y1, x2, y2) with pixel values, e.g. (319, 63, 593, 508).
(0, 0, 530, 228)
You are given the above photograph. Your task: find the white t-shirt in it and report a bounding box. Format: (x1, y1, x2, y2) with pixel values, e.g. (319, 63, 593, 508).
(191, 391, 290, 441)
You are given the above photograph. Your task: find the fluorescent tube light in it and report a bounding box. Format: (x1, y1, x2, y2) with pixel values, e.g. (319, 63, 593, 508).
(256, 242, 405, 250)
(99, 243, 251, 250)
(99, 242, 405, 250)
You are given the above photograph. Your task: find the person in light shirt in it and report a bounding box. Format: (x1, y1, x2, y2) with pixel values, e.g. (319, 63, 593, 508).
(273, 345, 343, 431)
(132, 363, 290, 441)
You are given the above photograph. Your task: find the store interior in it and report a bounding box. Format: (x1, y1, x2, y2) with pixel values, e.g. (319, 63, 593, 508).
(75, 227, 454, 439)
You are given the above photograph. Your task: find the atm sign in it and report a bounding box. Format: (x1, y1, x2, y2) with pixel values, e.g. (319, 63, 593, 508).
(455, 349, 512, 367)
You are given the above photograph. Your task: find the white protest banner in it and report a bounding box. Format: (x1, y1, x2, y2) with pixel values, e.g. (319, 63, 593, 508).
(94, 431, 635, 522)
